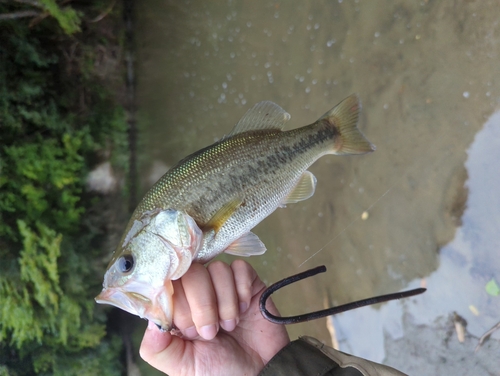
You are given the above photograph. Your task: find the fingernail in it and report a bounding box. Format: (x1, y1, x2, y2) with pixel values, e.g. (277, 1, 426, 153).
(239, 302, 248, 314)
(220, 319, 236, 332)
(184, 326, 198, 339)
(199, 324, 218, 340)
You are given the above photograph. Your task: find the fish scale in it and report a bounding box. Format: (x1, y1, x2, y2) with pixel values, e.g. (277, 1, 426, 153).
(132, 126, 334, 262)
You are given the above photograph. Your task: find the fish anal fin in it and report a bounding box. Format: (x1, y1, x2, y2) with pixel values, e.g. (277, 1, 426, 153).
(281, 171, 317, 205)
(319, 94, 376, 155)
(203, 198, 243, 233)
(224, 232, 267, 257)
(228, 101, 291, 135)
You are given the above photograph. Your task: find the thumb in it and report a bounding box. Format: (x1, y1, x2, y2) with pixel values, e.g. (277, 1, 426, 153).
(139, 320, 186, 373)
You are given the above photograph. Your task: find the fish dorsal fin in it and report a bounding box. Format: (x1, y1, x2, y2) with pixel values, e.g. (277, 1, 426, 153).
(203, 198, 243, 233)
(228, 101, 291, 135)
(224, 232, 267, 257)
(280, 171, 317, 206)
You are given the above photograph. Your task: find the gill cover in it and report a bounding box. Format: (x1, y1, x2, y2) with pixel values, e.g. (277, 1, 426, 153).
(96, 209, 203, 330)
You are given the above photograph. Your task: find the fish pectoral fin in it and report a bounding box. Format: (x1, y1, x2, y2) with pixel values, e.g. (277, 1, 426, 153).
(224, 232, 267, 257)
(319, 94, 375, 155)
(281, 171, 317, 205)
(228, 101, 291, 135)
(203, 198, 243, 233)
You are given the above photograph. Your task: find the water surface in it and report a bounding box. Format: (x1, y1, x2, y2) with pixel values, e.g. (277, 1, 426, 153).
(135, 1, 500, 373)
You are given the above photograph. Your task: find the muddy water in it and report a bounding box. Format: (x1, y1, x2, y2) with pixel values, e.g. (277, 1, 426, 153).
(135, 0, 500, 373)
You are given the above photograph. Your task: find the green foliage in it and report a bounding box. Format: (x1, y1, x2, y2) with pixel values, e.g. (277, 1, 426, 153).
(2, 221, 63, 347)
(485, 278, 500, 296)
(2, 137, 86, 240)
(39, 0, 82, 35)
(0, 0, 87, 36)
(0, 2, 128, 374)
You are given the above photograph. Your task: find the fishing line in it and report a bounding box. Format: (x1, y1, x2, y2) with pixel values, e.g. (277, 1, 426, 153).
(298, 122, 457, 267)
(298, 184, 395, 268)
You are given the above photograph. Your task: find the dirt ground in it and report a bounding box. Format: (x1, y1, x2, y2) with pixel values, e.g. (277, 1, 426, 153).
(134, 0, 500, 374)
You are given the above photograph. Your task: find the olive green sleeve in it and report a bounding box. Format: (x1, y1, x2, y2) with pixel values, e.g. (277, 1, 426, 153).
(258, 336, 407, 376)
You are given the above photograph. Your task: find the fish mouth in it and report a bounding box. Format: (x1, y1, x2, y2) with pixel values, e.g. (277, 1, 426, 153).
(95, 280, 174, 331)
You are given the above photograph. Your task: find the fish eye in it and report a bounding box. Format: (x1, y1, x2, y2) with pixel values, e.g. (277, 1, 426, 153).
(118, 254, 135, 273)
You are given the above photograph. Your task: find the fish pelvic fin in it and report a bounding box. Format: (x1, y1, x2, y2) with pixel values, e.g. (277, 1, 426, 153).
(224, 232, 267, 257)
(319, 94, 376, 155)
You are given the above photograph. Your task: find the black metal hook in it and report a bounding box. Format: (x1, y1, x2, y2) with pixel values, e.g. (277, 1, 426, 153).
(259, 265, 426, 325)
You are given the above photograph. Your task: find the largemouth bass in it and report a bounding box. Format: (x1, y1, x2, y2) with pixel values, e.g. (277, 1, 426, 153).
(96, 94, 375, 330)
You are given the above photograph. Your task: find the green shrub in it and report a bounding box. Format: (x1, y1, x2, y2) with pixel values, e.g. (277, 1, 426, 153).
(0, 2, 128, 374)
(38, 0, 82, 35)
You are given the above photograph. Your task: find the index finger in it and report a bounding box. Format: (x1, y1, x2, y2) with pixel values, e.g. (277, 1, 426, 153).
(181, 263, 219, 340)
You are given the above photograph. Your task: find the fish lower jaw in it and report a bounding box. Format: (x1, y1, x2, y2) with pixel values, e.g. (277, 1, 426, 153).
(95, 284, 174, 331)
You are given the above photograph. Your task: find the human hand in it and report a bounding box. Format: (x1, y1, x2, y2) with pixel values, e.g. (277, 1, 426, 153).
(139, 260, 290, 376)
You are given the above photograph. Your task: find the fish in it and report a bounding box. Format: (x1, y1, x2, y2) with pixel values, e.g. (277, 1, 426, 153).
(95, 94, 375, 330)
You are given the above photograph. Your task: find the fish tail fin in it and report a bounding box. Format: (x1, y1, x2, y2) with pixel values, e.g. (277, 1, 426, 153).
(319, 94, 376, 155)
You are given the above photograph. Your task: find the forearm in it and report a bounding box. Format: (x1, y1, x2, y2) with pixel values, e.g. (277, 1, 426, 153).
(259, 336, 407, 376)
